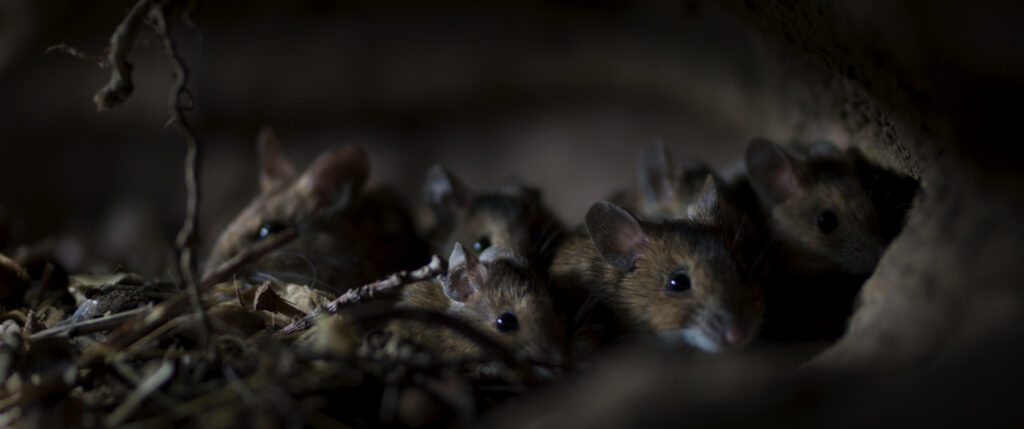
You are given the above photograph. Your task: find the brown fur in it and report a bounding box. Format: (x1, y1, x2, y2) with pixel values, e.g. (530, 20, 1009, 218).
(611, 140, 718, 221)
(389, 250, 564, 363)
(551, 200, 763, 352)
(205, 129, 427, 295)
(424, 165, 564, 272)
(745, 139, 885, 276)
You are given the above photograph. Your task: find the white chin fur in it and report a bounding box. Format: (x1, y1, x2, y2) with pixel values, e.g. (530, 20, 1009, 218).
(659, 327, 723, 353)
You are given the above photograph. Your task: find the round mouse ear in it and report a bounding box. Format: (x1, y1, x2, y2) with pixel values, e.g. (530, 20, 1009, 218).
(687, 175, 722, 226)
(637, 138, 677, 208)
(745, 138, 802, 206)
(257, 126, 297, 193)
(586, 201, 647, 273)
(443, 243, 484, 303)
(298, 144, 370, 211)
(425, 164, 472, 224)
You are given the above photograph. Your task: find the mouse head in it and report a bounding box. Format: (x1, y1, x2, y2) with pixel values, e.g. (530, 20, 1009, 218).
(586, 178, 763, 353)
(441, 243, 564, 364)
(204, 128, 369, 284)
(635, 139, 715, 219)
(745, 138, 884, 276)
(425, 165, 560, 267)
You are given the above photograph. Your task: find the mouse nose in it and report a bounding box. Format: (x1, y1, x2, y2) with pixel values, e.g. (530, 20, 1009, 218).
(711, 311, 747, 348)
(724, 325, 744, 346)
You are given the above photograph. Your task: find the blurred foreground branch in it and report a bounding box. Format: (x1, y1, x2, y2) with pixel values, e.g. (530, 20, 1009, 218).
(281, 255, 447, 334)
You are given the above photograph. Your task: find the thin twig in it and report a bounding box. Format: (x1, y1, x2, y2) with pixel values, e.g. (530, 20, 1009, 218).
(45, 43, 107, 65)
(148, 3, 210, 350)
(93, 0, 155, 110)
(200, 228, 299, 288)
(28, 307, 149, 340)
(105, 359, 176, 427)
(77, 228, 298, 367)
(280, 255, 447, 334)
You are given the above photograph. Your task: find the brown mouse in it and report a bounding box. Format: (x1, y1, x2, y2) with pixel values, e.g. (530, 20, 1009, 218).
(205, 128, 427, 295)
(743, 138, 885, 277)
(551, 177, 763, 353)
(423, 165, 564, 273)
(610, 139, 718, 220)
(389, 243, 565, 367)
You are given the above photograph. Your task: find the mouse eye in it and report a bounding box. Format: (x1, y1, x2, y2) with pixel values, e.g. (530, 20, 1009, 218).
(817, 210, 839, 234)
(254, 221, 287, 241)
(495, 312, 519, 333)
(473, 236, 492, 253)
(666, 269, 691, 292)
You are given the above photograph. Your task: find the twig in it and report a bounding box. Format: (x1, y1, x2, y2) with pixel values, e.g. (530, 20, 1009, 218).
(77, 228, 298, 367)
(50, 0, 212, 350)
(45, 43, 107, 65)
(200, 228, 299, 288)
(147, 3, 211, 350)
(280, 255, 447, 334)
(94, 0, 155, 110)
(105, 359, 176, 427)
(48, 0, 156, 111)
(28, 307, 149, 340)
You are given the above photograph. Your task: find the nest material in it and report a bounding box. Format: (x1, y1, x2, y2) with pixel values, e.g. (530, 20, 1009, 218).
(0, 251, 545, 428)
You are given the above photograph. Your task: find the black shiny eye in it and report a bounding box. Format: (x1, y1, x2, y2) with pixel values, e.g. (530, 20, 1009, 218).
(817, 210, 839, 234)
(495, 312, 519, 333)
(473, 236, 491, 253)
(667, 270, 691, 292)
(255, 222, 286, 241)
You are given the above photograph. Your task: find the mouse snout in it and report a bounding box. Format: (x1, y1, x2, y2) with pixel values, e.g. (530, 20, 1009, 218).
(519, 342, 566, 367)
(711, 311, 751, 349)
(724, 325, 744, 346)
(846, 239, 886, 275)
(517, 344, 566, 381)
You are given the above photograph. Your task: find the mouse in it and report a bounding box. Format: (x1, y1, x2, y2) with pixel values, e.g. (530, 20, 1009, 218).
(423, 165, 564, 273)
(388, 243, 565, 368)
(204, 128, 428, 295)
(551, 176, 763, 354)
(742, 138, 886, 277)
(738, 138, 898, 343)
(609, 139, 718, 220)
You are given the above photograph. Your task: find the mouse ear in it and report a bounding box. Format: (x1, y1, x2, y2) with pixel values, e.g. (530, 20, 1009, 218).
(443, 243, 484, 303)
(637, 139, 677, 209)
(297, 144, 369, 211)
(425, 165, 472, 224)
(745, 138, 802, 206)
(586, 201, 647, 272)
(257, 127, 297, 192)
(687, 175, 725, 225)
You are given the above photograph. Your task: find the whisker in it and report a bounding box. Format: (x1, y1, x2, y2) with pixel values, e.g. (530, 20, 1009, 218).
(536, 215, 564, 260)
(254, 270, 338, 293)
(274, 251, 319, 292)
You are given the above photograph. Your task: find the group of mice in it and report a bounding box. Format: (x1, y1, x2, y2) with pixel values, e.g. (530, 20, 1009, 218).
(204, 128, 914, 368)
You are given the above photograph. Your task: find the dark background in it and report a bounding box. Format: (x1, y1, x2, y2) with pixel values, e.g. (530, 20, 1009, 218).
(5, 1, 1024, 425)
(0, 0, 852, 274)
